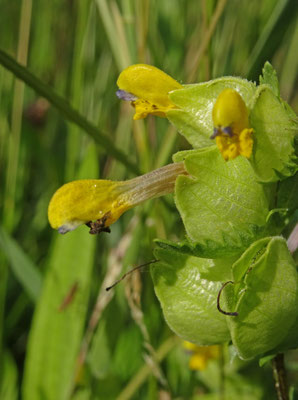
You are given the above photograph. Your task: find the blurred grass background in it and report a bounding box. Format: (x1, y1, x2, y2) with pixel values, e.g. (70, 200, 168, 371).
(0, 0, 297, 399)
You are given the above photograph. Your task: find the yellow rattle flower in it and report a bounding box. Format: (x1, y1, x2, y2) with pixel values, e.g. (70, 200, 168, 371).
(183, 341, 220, 371)
(211, 88, 254, 161)
(116, 64, 182, 120)
(48, 163, 186, 234)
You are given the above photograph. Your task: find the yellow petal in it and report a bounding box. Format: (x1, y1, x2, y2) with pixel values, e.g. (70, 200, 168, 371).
(239, 128, 254, 158)
(48, 180, 128, 234)
(48, 163, 187, 234)
(212, 88, 249, 134)
(187, 345, 220, 371)
(117, 64, 182, 119)
(183, 341, 199, 352)
(212, 89, 254, 161)
(189, 353, 207, 371)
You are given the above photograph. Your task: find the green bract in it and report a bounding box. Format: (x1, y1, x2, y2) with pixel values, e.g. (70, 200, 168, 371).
(167, 77, 256, 149)
(167, 63, 298, 183)
(249, 85, 297, 182)
(152, 62, 298, 362)
(223, 237, 298, 360)
(152, 245, 232, 345)
(173, 147, 270, 257)
(152, 237, 298, 359)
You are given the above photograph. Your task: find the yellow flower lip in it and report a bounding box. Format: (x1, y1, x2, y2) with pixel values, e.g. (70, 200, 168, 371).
(183, 341, 220, 371)
(116, 64, 182, 120)
(48, 163, 187, 234)
(211, 88, 254, 161)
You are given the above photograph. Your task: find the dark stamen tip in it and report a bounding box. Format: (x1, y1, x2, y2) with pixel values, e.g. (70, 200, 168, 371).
(210, 127, 219, 140)
(116, 89, 137, 101)
(222, 126, 233, 137)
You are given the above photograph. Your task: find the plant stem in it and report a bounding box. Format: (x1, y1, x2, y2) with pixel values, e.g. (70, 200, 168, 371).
(219, 344, 225, 400)
(272, 353, 289, 400)
(116, 336, 178, 400)
(0, 48, 140, 175)
(186, 0, 228, 82)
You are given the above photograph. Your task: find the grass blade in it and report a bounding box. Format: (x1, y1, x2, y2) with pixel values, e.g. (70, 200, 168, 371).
(22, 145, 98, 400)
(0, 226, 42, 302)
(0, 48, 139, 175)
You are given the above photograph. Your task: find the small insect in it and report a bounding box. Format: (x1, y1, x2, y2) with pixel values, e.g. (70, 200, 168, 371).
(58, 281, 79, 311)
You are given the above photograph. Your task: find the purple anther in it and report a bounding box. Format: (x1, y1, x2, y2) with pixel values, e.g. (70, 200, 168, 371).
(58, 226, 69, 234)
(222, 126, 233, 137)
(210, 127, 219, 139)
(116, 89, 138, 101)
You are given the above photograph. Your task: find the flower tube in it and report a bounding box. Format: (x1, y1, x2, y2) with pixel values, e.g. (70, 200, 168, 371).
(48, 162, 187, 234)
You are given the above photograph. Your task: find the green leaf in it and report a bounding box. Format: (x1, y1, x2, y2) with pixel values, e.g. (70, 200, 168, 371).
(258, 354, 275, 367)
(71, 389, 91, 400)
(167, 77, 256, 148)
(112, 325, 143, 380)
(259, 62, 279, 97)
(277, 172, 298, 211)
(0, 226, 42, 302)
(0, 352, 18, 400)
(223, 237, 298, 360)
(22, 229, 96, 400)
(87, 320, 111, 379)
(250, 85, 298, 182)
(173, 147, 270, 257)
(151, 245, 231, 345)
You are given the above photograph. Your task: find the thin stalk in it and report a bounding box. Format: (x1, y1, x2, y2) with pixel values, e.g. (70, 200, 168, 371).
(70, 218, 139, 395)
(187, 0, 228, 82)
(272, 354, 289, 400)
(136, 0, 150, 62)
(3, 0, 32, 230)
(65, 0, 90, 181)
(95, 0, 131, 70)
(0, 48, 140, 174)
(287, 223, 298, 254)
(219, 344, 225, 400)
(280, 20, 298, 101)
(110, 1, 132, 67)
(116, 336, 178, 400)
(244, 0, 290, 78)
(153, 125, 178, 169)
(1, 0, 32, 371)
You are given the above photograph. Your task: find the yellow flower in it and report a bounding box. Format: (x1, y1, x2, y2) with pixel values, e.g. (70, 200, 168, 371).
(211, 88, 254, 161)
(48, 163, 186, 234)
(116, 64, 182, 120)
(183, 341, 220, 371)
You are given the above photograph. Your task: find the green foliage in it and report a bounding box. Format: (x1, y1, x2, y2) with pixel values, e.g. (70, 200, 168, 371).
(22, 150, 98, 400)
(0, 226, 42, 302)
(0, 0, 297, 399)
(277, 172, 298, 212)
(152, 245, 231, 345)
(259, 61, 280, 97)
(0, 352, 18, 400)
(224, 237, 298, 359)
(250, 85, 298, 182)
(167, 77, 256, 148)
(173, 147, 269, 257)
